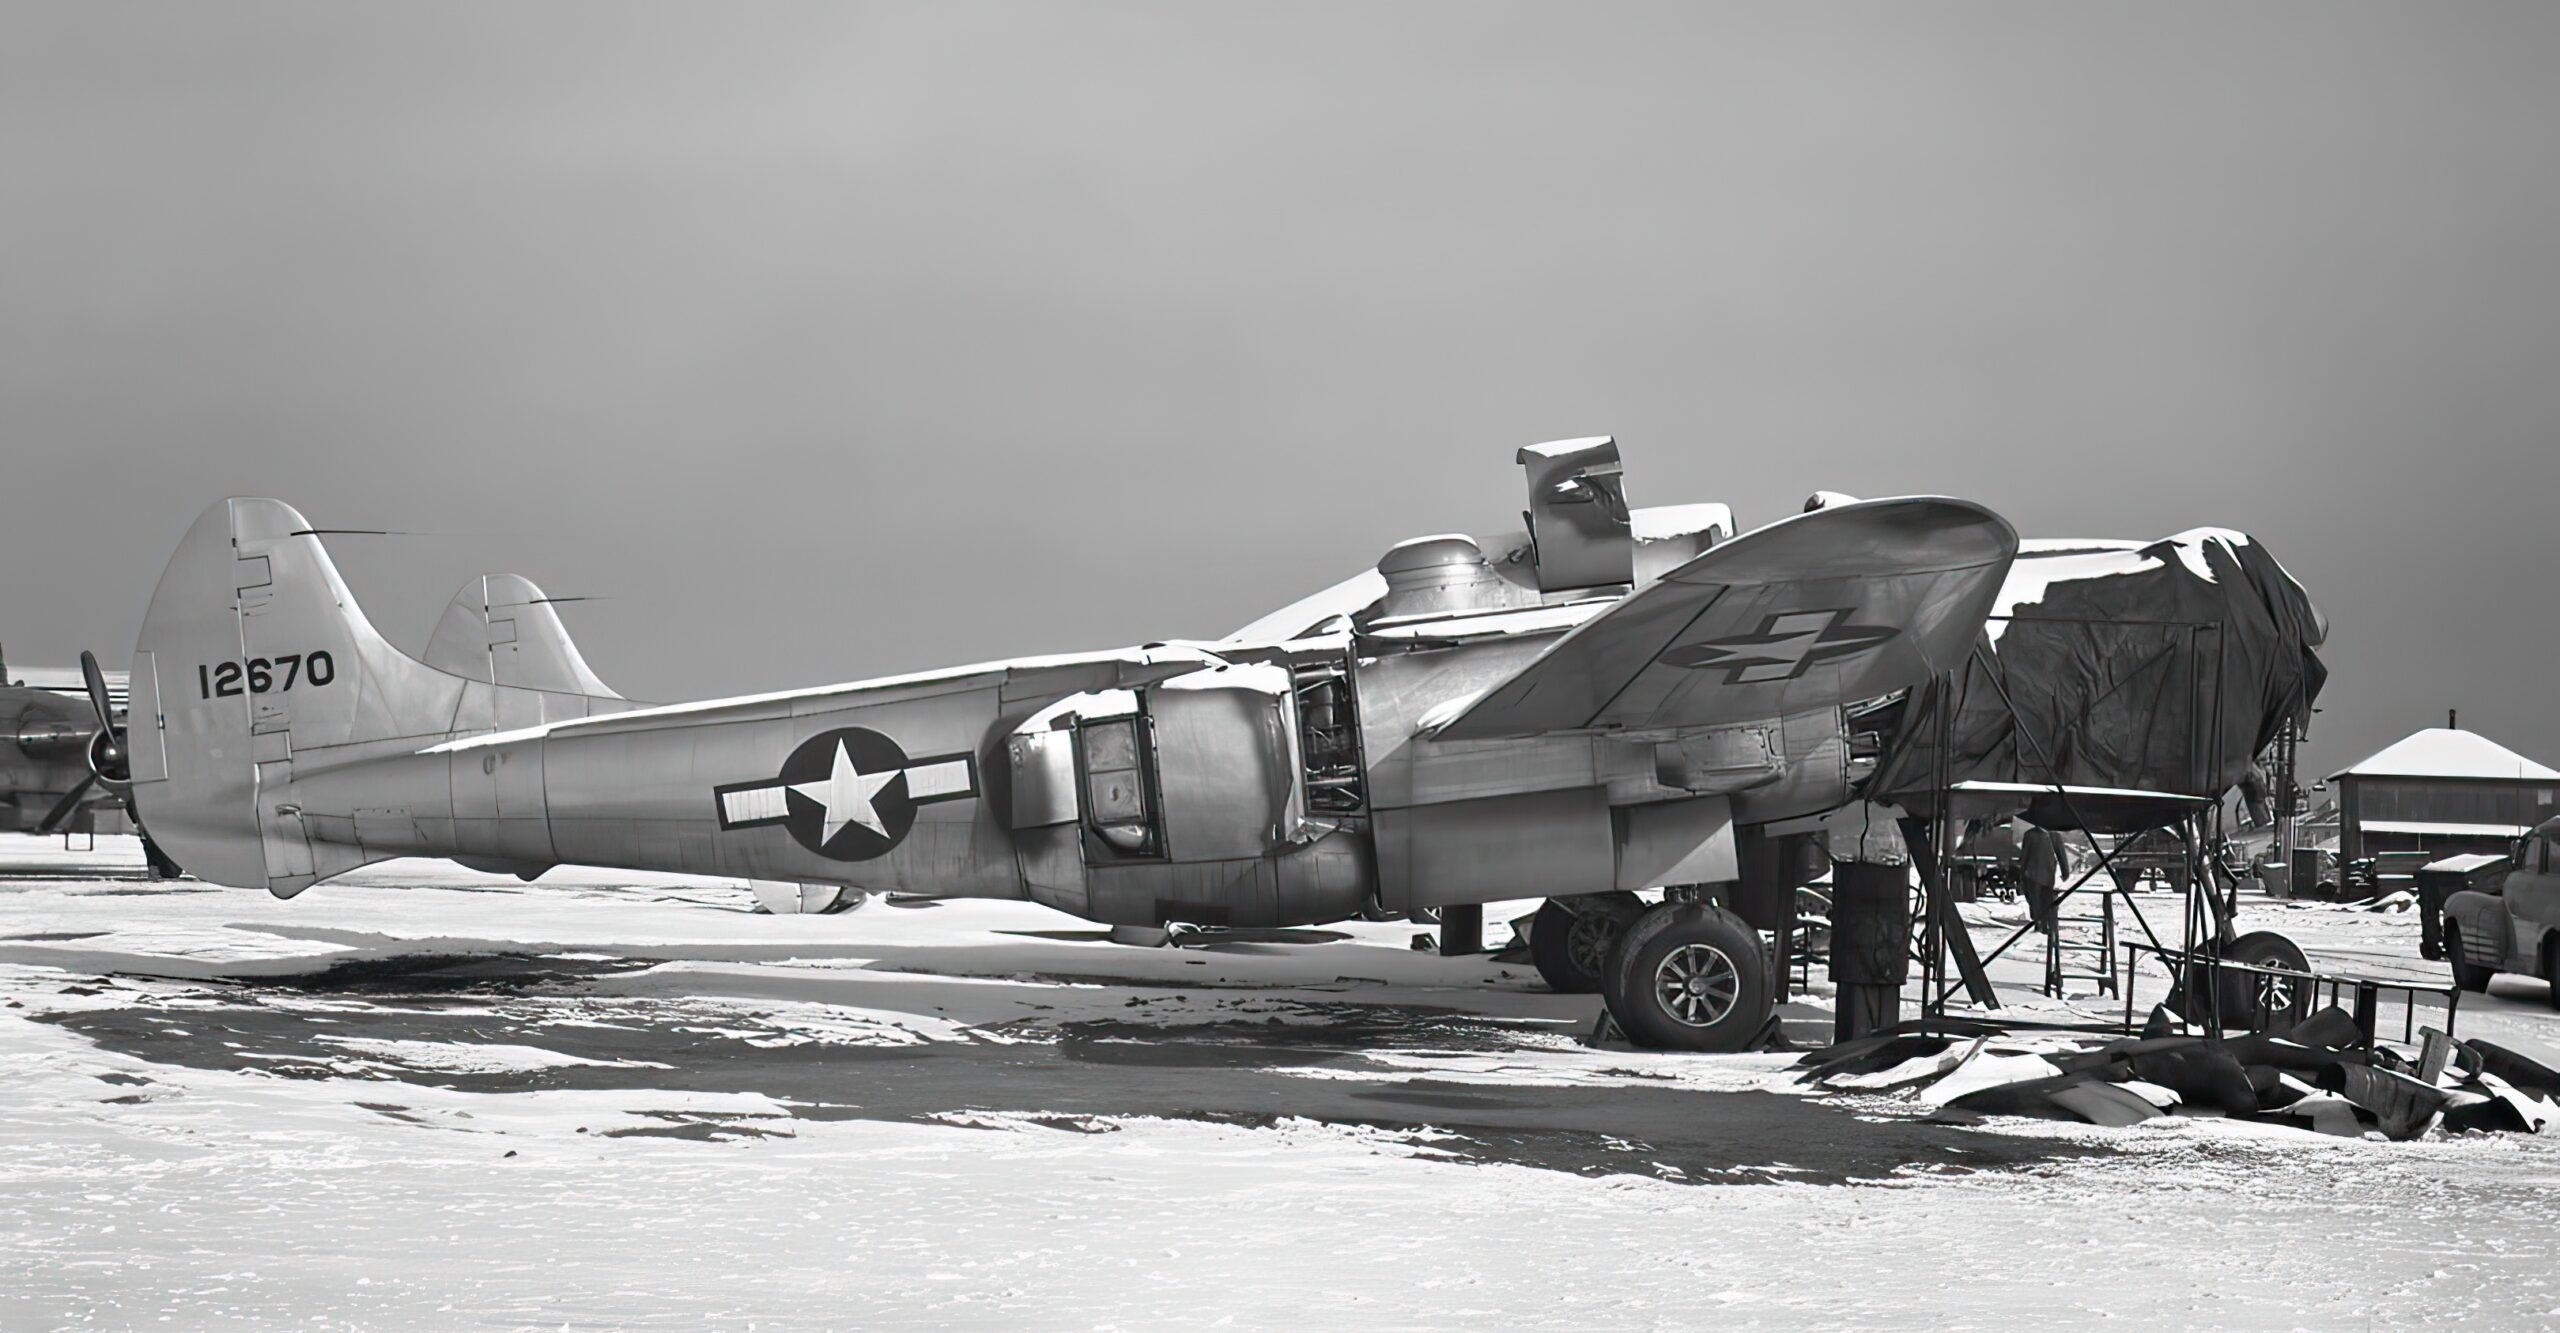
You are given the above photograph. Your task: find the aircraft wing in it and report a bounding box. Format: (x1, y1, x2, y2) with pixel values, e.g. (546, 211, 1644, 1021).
(1429, 497, 2018, 740)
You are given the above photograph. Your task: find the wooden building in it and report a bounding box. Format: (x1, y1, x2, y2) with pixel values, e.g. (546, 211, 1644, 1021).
(2329, 727, 2560, 881)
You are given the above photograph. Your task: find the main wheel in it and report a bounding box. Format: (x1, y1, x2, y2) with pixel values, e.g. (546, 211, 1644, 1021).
(2216, 929, 2312, 1032)
(1529, 892, 1643, 994)
(2446, 922, 2493, 993)
(1602, 902, 1771, 1052)
(2542, 944, 2560, 1013)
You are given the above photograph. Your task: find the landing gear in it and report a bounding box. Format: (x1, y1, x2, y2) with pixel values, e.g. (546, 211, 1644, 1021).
(1601, 902, 1772, 1053)
(1529, 891, 1643, 994)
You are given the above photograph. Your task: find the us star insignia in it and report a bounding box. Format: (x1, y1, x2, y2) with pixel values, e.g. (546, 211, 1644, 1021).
(713, 726, 978, 861)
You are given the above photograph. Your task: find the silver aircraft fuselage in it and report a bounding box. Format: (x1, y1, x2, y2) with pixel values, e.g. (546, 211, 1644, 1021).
(285, 605, 1861, 927)
(123, 439, 2024, 921)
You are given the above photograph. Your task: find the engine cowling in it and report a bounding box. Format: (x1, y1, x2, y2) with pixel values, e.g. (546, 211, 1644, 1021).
(1002, 667, 1373, 928)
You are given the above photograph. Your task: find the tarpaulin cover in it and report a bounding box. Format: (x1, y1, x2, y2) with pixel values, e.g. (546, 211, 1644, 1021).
(1869, 529, 2325, 832)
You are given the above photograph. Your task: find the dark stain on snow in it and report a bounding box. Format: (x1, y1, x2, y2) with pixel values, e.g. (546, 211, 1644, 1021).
(251, 951, 658, 994)
(39, 952, 2106, 1187)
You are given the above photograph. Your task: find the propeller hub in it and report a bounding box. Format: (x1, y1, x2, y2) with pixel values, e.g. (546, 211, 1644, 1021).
(88, 726, 129, 786)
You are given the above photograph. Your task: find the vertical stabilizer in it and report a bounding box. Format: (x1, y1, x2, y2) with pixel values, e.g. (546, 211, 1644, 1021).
(127, 499, 467, 893)
(423, 574, 624, 699)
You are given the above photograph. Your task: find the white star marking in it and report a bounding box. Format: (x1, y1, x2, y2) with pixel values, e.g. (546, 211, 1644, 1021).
(789, 739, 900, 845)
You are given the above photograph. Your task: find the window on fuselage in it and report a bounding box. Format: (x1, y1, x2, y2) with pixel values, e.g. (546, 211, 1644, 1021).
(1074, 713, 1164, 860)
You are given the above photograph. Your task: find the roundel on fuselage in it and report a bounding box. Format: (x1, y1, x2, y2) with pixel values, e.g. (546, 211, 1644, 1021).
(711, 726, 979, 861)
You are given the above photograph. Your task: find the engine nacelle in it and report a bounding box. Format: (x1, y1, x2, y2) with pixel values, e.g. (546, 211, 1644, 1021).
(1002, 666, 1374, 928)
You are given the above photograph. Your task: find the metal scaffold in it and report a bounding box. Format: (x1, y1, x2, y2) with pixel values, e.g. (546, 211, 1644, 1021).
(1902, 616, 2238, 1031)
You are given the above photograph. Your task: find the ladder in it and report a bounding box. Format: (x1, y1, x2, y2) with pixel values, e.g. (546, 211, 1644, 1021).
(2044, 888, 2119, 998)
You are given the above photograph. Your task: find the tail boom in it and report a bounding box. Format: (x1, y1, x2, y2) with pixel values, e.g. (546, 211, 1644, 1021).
(127, 499, 624, 894)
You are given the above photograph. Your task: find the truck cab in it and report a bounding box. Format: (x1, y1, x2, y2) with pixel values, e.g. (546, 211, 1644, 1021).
(2443, 816, 2560, 1004)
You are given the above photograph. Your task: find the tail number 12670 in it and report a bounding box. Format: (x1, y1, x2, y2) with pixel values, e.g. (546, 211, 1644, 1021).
(197, 651, 336, 699)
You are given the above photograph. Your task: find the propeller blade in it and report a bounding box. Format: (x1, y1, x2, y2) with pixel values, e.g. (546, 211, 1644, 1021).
(78, 650, 115, 730)
(71, 649, 130, 785)
(35, 773, 100, 835)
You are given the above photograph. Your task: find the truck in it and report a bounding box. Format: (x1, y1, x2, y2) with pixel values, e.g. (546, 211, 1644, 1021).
(2442, 816, 2560, 1005)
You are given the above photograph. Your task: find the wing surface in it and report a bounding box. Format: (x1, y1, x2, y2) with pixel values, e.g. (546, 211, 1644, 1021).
(1429, 497, 2017, 739)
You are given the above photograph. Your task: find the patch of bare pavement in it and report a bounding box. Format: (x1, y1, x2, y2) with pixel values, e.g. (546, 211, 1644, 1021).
(32, 949, 2100, 1185)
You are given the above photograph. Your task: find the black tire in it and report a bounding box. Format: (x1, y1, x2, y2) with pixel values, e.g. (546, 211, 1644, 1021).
(2216, 929, 2312, 1032)
(2446, 922, 2493, 993)
(2542, 944, 2560, 1013)
(1602, 902, 1771, 1052)
(1529, 892, 1643, 994)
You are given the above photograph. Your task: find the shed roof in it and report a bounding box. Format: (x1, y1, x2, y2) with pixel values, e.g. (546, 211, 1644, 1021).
(2360, 819, 2532, 838)
(2328, 727, 2560, 782)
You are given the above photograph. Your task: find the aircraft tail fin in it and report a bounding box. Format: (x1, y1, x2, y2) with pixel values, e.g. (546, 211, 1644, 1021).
(127, 498, 469, 892)
(423, 574, 624, 699)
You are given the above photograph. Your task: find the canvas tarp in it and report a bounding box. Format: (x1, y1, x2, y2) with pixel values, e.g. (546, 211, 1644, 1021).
(1868, 529, 2326, 832)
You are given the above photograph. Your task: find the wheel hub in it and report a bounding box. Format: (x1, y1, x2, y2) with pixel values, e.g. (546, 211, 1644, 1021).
(2235, 948, 2302, 1019)
(1653, 942, 1740, 1028)
(1566, 911, 1620, 976)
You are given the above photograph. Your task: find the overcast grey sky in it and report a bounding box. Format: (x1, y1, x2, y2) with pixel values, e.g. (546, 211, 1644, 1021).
(5, 1, 2556, 781)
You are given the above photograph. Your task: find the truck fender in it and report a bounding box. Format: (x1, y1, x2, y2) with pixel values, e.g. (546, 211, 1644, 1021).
(2443, 890, 2511, 973)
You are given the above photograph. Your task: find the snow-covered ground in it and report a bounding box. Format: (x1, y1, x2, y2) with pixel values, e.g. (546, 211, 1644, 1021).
(4, 836, 2558, 1329)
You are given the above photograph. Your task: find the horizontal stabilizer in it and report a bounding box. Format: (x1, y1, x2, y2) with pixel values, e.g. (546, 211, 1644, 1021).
(1431, 497, 2018, 739)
